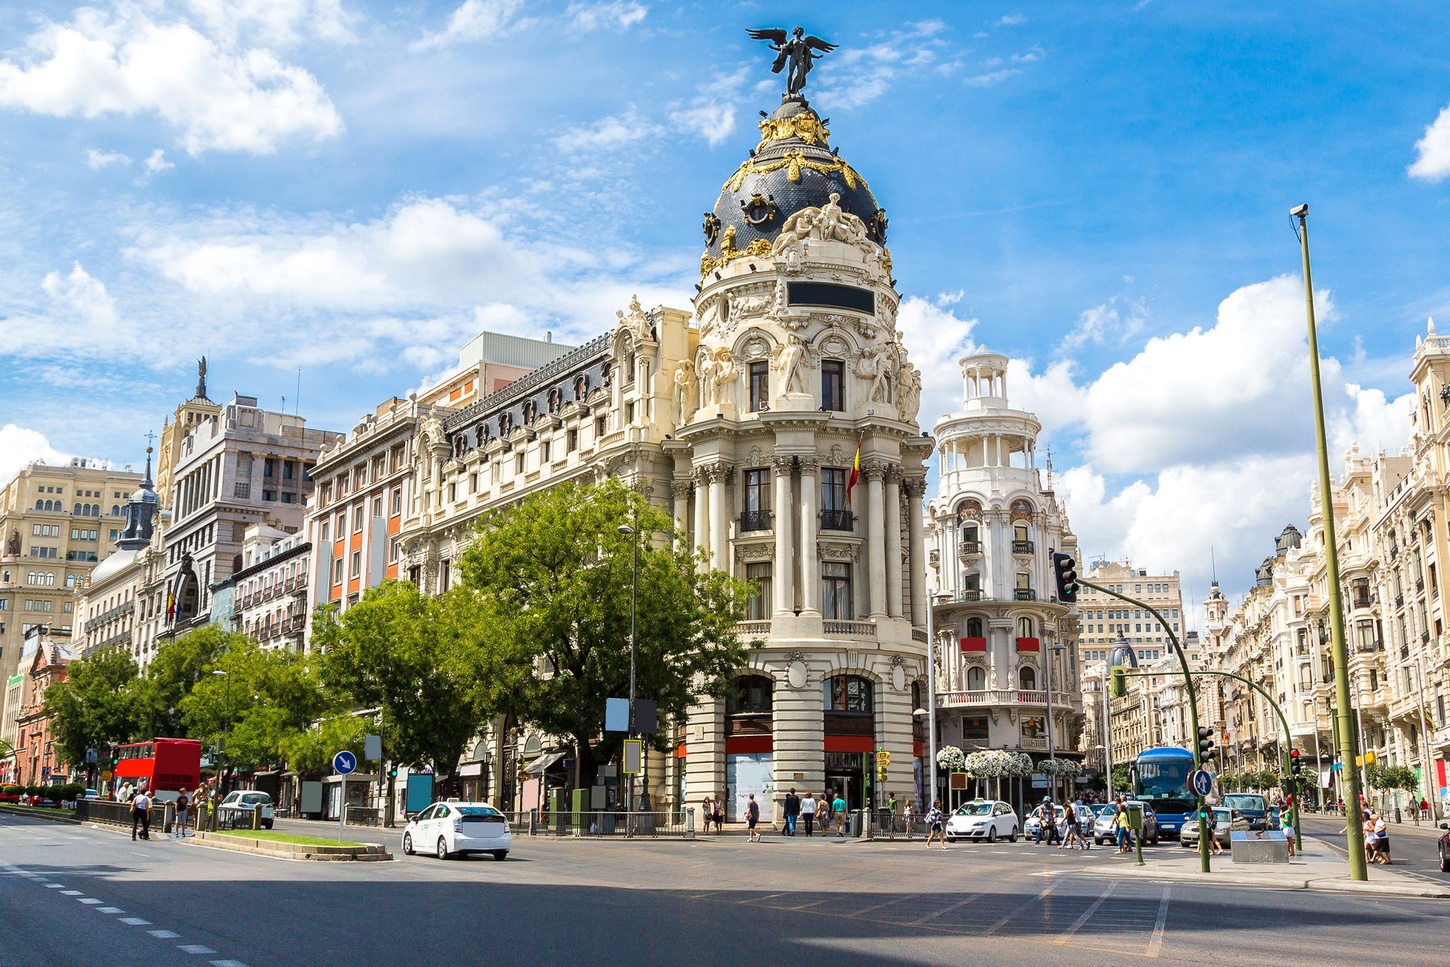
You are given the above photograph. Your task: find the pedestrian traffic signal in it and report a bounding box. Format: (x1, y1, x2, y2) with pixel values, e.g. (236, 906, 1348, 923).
(1111, 666, 1127, 698)
(388, 766, 398, 779)
(1051, 552, 1079, 604)
(1290, 748, 1302, 777)
(1197, 726, 1215, 763)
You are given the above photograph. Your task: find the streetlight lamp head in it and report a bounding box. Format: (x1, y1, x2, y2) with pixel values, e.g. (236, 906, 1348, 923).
(1290, 203, 1308, 218)
(617, 524, 634, 535)
(912, 707, 927, 718)
(212, 670, 228, 677)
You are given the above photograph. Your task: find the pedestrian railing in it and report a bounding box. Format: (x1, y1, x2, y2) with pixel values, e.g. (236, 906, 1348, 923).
(498, 809, 694, 838)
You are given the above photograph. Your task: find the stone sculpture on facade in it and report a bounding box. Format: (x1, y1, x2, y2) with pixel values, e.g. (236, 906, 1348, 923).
(746, 26, 837, 95)
(672, 359, 698, 424)
(772, 192, 873, 255)
(617, 295, 654, 345)
(774, 331, 810, 395)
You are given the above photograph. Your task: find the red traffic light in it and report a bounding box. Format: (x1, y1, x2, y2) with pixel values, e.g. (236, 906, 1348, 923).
(1290, 749, 1300, 759)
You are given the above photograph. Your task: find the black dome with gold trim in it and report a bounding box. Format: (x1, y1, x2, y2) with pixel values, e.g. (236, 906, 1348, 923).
(701, 95, 884, 276)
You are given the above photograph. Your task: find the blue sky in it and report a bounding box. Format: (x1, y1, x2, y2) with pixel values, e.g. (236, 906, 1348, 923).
(2, 1, 1450, 619)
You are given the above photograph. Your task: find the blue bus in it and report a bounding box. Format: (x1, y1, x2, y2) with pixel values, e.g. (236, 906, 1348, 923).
(1133, 747, 1197, 839)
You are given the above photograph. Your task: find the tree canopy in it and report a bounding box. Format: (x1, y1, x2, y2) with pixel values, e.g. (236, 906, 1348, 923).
(458, 479, 754, 785)
(44, 647, 143, 771)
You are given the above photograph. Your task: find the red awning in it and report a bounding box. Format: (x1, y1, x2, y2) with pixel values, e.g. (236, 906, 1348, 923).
(725, 736, 773, 755)
(824, 736, 875, 753)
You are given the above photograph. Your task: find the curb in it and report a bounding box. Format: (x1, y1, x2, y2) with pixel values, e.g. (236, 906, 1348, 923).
(1070, 865, 1450, 898)
(185, 832, 392, 862)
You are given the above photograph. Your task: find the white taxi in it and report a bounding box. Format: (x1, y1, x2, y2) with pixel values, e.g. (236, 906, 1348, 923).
(402, 801, 511, 860)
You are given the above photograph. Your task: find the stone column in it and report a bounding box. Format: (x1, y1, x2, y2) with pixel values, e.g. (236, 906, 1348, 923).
(692, 468, 710, 573)
(906, 477, 927, 626)
(865, 461, 887, 618)
(799, 457, 820, 615)
(885, 467, 903, 618)
(709, 465, 731, 573)
(671, 480, 693, 555)
(773, 457, 795, 614)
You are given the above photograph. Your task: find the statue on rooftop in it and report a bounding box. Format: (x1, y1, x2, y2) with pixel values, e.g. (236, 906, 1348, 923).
(747, 26, 837, 95)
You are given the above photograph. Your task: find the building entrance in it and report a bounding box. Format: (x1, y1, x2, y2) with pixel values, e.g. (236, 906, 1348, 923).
(825, 752, 866, 812)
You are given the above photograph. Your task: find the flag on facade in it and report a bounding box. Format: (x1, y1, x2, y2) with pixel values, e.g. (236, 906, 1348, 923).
(166, 591, 176, 620)
(846, 441, 861, 504)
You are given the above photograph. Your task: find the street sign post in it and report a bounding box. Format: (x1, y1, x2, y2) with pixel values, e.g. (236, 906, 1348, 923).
(333, 751, 357, 842)
(1190, 769, 1213, 798)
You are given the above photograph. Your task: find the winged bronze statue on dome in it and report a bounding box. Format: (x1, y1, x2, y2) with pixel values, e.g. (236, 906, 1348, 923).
(747, 26, 837, 96)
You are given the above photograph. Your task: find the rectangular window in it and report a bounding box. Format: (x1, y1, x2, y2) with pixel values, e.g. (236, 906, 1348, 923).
(822, 562, 852, 619)
(390, 538, 401, 563)
(332, 558, 344, 585)
(821, 360, 845, 411)
(372, 496, 383, 518)
(542, 441, 551, 464)
(320, 521, 330, 543)
(263, 458, 276, 478)
(350, 550, 362, 578)
(626, 401, 636, 424)
(567, 429, 578, 453)
(595, 416, 607, 439)
(449, 482, 458, 502)
(391, 488, 402, 516)
(262, 490, 276, 502)
(745, 563, 772, 620)
(354, 507, 365, 532)
(821, 468, 847, 512)
(515, 453, 525, 475)
(963, 716, 990, 741)
(743, 468, 770, 514)
(748, 361, 769, 411)
(283, 460, 296, 480)
(234, 481, 250, 499)
(236, 453, 253, 478)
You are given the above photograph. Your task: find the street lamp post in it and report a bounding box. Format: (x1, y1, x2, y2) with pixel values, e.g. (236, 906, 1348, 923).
(1044, 642, 1066, 802)
(1293, 203, 1366, 879)
(212, 670, 231, 795)
(1304, 694, 1324, 809)
(617, 520, 642, 812)
(1411, 658, 1440, 821)
(922, 590, 951, 810)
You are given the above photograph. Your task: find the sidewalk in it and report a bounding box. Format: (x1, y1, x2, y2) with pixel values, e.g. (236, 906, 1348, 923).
(1069, 839, 1450, 898)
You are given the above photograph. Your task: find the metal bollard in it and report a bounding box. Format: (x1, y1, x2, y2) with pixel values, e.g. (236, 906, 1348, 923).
(163, 801, 176, 834)
(685, 806, 695, 840)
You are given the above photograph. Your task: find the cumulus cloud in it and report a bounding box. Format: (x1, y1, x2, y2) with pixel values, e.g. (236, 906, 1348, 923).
(553, 107, 658, 153)
(895, 294, 979, 431)
(0, 6, 343, 154)
(1409, 102, 1450, 181)
(1059, 296, 1146, 352)
(567, 2, 647, 31)
(0, 425, 69, 486)
(183, 0, 356, 47)
(144, 148, 175, 174)
(86, 147, 130, 168)
(412, 0, 525, 51)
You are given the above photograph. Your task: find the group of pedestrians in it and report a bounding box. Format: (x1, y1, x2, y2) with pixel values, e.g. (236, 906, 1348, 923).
(127, 782, 214, 841)
(699, 788, 850, 838)
(1028, 797, 1096, 851)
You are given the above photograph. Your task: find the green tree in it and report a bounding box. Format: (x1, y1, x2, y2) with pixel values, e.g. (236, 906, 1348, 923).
(132, 626, 243, 738)
(458, 479, 754, 787)
(280, 713, 372, 775)
(313, 582, 498, 795)
(1110, 763, 1132, 794)
(46, 647, 144, 771)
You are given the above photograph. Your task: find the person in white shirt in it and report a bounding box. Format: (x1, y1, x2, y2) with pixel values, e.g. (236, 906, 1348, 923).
(799, 793, 818, 837)
(131, 790, 152, 841)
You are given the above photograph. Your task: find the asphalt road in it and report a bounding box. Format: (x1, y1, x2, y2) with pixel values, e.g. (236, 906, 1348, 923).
(4, 811, 1449, 967)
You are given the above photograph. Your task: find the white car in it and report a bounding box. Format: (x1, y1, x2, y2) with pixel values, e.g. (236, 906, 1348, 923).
(1023, 804, 1066, 841)
(217, 791, 275, 829)
(945, 800, 1019, 842)
(403, 801, 511, 860)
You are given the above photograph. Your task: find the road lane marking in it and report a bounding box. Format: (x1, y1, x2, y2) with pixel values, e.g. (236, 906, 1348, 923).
(985, 880, 1060, 935)
(60, 890, 83, 895)
(908, 892, 985, 924)
(210, 961, 250, 967)
(97, 907, 124, 914)
(1145, 884, 1170, 958)
(1053, 882, 1116, 944)
(120, 918, 151, 926)
(78, 898, 103, 904)
(149, 930, 181, 939)
(178, 945, 218, 955)
(44, 883, 64, 889)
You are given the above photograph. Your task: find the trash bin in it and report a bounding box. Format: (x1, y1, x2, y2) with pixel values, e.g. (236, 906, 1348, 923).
(849, 809, 864, 838)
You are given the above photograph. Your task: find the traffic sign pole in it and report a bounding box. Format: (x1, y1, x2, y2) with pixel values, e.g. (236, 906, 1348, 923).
(333, 751, 357, 842)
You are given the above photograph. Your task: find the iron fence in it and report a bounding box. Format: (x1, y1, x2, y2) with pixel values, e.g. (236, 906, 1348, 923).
(498, 809, 694, 838)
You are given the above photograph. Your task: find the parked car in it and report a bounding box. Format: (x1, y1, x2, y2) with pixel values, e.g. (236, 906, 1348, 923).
(1180, 808, 1244, 849)
(1221, 794, 1269, 831)
(1437, 821, 1449, 873)
(216, 791, 275, 829)
(945, 800, 1019, 843)
(1093, 801, 1160, 845)
(403, 801, 511, 860)
(1023, 804, 1066, 841)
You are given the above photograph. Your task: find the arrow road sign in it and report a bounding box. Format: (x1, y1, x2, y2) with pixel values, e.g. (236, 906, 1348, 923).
(1189, 769, 1213, 797)
(333, 750, 357, 775)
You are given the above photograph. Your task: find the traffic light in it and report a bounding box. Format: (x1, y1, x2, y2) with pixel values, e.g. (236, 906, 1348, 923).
(1197, 726, 1215, 763)
(1290, 748, 1302, 778)
(388, 766, 398, 779)
(1110, 666, 1127, 698)
(1051, 552, 1079, 604)
(876, 750, 891, 783)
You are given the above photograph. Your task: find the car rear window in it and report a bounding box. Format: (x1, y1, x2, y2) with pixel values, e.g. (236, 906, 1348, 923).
(241, 794, 270, 804)
(457, 806, 504, 821)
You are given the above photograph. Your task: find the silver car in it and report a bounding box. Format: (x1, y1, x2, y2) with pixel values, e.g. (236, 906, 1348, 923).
(1093, 801, 1159, 845)
(1180, 807, 1241, 848)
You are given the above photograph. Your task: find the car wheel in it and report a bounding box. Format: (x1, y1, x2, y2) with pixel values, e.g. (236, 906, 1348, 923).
(263, 821, 273, 830)
(437, 837, 450, 860)
(403, 833, 414, 855)
(987, 826, 998, 843)
(492, 850, 508, 861)
(1009, 826, 1019, 843)
(1440, 846, 1449, 873)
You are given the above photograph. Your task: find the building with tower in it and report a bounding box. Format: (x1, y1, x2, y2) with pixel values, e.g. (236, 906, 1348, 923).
(155, 360, 221, 515)
(926, 351, 1083, 802)
(76, 449, 165, 662)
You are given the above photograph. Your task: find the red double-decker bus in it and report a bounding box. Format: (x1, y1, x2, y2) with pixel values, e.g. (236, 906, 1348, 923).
(112, 739, 202, 796)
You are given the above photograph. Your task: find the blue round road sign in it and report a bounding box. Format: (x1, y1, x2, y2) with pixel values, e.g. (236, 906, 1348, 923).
(1190, 769, 1213, 797)
(333, 750, 357, 775)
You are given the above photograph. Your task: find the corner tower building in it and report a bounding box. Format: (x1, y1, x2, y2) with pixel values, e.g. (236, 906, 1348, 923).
(678, 85, 933, 819)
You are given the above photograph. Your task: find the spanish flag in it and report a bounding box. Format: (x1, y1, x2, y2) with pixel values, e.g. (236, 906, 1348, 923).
(166, 591, 176, 621)
(846, 441, 861, 504)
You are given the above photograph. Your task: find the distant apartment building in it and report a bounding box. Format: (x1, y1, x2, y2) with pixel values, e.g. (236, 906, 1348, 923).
(1075, 560, 1185, 667)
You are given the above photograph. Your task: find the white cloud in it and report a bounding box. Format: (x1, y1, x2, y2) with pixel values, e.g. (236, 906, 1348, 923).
(895, 295, 978, 430)
(0, 425, 69, 487)
(0, 7, 343, 155)
(42, 261, 120, 332)
(553, 107, 659, 153)
(183, 0, 356, 47)
(1059, 296, 1146, 352)
(965, 68, 1020, 87)
(1408, 102, 1450, 181)
(567, 2, 647, 31)
(997, 14, 1028, 27)
(86, 147, 130, 168)
(814, 22, 951, 111)
(412, 0, 524, 51)
(144, 148, 175, 173)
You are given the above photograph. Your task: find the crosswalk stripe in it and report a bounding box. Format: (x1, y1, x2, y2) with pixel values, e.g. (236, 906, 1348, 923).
(1053, 882, 1116, 944)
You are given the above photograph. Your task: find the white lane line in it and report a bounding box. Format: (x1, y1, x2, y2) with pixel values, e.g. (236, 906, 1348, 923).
(77, 898, 103, 905)
(96, 907, 124, 914)
(44, 883, 65, 889)
(119, 918, 152, 926)
(60, 890, 83, 896)
(984, 880, 1060, 936)
(148, 930, 181, 939)
(1146, 883, 1171, 958)
(908, 891, 986, 925)
(178, 945, 217, 955)
(210, 961, 250, 967)
(1053, 882, 1116, 944)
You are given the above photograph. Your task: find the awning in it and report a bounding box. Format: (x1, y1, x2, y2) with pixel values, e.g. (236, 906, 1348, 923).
(525, 751, 566, 777)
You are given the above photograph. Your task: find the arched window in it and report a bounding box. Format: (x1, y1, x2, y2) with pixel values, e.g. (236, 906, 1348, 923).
(1017, 616, 1034, 638)
(1019, 666, 1036, 690)
(35, 499, 44, 510)
(726, 674, 773, 715)
(966, 616, 984, 637)
(111, 505, 120, 517)
(967, 666, 986, 690)
(824, 674, 873, 712)
(574, 375, 587, 400)
(27, 571, 36, 585)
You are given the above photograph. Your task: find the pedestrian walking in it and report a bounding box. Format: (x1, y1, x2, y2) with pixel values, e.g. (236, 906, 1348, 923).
(924, 799, 947, 850)
(746, 794, 761, 842)
(1280, 811, 1295, 857)
(818, 792, 832, 835)
(800, 791, 817, 836)
(1115, 799, 1132, 854)
(1074, 798, 1093, 851)
(131, 788, 151, 841)
(174, 790, 190, 839)
(1062, 799, 1083, 850)
(832, 791, 847, 837)
(712, 795, 724, 834)
(783, 788, 800, 836)
(1372, 814, 1392, 864)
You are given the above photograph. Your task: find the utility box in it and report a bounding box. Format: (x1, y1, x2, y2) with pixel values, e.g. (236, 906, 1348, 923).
(1231, 830, 1290, 864)
(1126, 804, 1143, 831)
